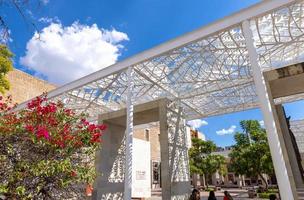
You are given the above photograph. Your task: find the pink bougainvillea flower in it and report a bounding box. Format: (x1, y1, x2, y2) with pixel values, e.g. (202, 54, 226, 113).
(81, 119, 89, 126)
(64, 109, 74, 116)
(98, 124, 107, 130)
(25, 124, 34, 133)
(91, 132, 102, 143)
(36, 126, 50, 140)
(88, 124, 96, 131)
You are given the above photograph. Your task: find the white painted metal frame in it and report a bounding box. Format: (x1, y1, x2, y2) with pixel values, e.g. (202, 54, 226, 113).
(124, 67, 134, 200)
(242, 19, 295, 200)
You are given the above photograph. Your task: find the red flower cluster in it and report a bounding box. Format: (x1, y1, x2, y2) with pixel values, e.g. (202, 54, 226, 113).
(1, 94, 106, 150)
(27, 96, 46, 109)
(36, 126, 50, 140)
(0, 94, 106, 198)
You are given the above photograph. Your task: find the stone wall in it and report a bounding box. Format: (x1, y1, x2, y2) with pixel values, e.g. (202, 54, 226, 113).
(5, 69, 56, 104)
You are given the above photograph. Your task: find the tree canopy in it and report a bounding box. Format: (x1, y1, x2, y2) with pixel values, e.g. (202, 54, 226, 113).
(0, 44, 13, 93)
(189, 138, 226, 187)
(229, 120, 274, 189)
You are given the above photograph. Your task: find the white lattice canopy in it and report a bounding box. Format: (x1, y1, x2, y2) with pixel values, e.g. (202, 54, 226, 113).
(18, 0, 304, 121)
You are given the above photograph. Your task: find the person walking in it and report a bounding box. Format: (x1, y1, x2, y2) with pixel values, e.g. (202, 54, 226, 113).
(208, 191, 217, 200)
(269, 194, 277, 200)
(223, 191, 233, 200)
(189, 188, 200, 200)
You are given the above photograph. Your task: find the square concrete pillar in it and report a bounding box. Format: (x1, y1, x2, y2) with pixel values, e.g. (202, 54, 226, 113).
(275, 104, 304, 188)
(94, 99, 191, 200)
(94, 121, 126, 199)
(159, 100, 191, 200)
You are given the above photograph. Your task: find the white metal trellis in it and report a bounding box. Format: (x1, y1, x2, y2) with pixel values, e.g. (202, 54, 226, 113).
(16, 0, 304, 122)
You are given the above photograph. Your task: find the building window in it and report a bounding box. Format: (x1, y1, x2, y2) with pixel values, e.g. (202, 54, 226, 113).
(145, 129, 150, 141)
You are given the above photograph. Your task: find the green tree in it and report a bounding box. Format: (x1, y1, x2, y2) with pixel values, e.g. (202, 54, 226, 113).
(229, 120, 274, 189)
(0, 44, 13, 93)
(189, 138, 226, 187)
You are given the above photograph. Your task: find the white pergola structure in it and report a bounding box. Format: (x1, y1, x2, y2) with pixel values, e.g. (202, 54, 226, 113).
(17, 1, 304, 199)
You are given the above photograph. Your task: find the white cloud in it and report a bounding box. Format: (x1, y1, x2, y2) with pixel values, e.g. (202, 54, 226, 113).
(20, 22, 129, 84)
(216, 125, 237, 136)
(39, 17, 60, 24)
(259, 120, 265, 127)
(187, 119, 208, 129)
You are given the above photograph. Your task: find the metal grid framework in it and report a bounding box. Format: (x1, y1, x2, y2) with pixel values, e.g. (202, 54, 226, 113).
(18, 0, 304, 121)
(290, 119, 304, 153)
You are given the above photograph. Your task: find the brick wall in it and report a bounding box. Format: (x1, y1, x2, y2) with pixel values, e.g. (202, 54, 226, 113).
(5, 69, 56, 104)
(134, 122, 161, 161)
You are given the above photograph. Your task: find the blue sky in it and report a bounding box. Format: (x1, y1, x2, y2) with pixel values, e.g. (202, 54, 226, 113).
(198, 100, 304, 147)
(2, 0, 304, 146)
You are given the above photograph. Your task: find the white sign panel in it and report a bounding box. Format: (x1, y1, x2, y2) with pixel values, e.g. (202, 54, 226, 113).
(132, 138, 151, 198)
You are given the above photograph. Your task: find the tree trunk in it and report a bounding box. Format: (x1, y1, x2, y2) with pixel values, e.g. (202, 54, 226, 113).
(259, 173, 268, 190)
(200, 174, 206, 189)
(192, 174, 198, 188)
(205, 174, 209, 189)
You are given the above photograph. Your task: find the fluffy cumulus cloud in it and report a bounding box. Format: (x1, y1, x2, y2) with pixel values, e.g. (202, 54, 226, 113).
(216, 125, 237, 136)
(20, 22, 129, 84)
(187, 119, 208, 129)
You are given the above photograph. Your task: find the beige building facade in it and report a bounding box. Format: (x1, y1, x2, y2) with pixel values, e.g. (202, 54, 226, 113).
(133, 122, 206, 192)
(5, 69, 56, 103)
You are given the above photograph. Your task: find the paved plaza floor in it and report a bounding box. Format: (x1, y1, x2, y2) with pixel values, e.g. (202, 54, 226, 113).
(200, 189, 264, 200)
(147, 188, 273, 200)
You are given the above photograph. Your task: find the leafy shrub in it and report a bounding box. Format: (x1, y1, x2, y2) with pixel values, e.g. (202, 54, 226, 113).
(258, 192, 277, 199)
(0, 95, 106, 199)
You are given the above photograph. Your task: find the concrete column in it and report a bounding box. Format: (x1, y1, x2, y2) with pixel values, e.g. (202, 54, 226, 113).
(96, 99, 191, 199)
(94, 121, 126, 199)
(243, 20, 297, 200)
(159, 99, 191, 200)
(159, 100, 171, 199)
(276, 105, 304, 188)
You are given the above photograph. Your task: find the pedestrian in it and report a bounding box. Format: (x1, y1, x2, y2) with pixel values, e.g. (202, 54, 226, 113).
(208, 191, 217, 200)
(269, 194, 277, 200)
(223, 191, 233, 200)
(189, 188, 200, 200)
